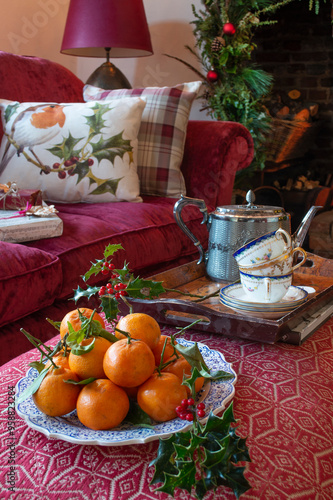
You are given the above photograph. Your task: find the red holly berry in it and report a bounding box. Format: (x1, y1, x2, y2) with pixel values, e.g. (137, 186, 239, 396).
(197, 409, 206, 418)
(115, 292, 121, 299)
(197, 403, 206, 410)
(88, 158, 94, 166)
(187, 398, 195, 406)
(101, 269, 109, 275)
(106, 283, 113, 289)
(186, 412, 194, 422)
(181, 399, 188, 409)
(120, 290, 128, 296)
(223, 22, 236, 36)
(118, 283, 127, 290)
(58, 171, 66, 179)
(207, 70, 219, 83)
(64, 159, 73, 167)
(108, 263, 115, 270)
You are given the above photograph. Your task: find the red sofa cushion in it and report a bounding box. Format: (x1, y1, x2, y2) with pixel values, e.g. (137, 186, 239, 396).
(0, 242, 62, 327)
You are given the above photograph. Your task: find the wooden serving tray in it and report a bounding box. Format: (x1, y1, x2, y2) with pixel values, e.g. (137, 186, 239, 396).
(120, 253, 333, 345)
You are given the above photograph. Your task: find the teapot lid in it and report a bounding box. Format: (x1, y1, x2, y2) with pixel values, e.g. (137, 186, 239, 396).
(214, 190, 288, 220)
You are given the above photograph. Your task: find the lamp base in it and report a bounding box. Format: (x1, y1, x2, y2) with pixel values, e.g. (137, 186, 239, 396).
(86, 61, 131, 90)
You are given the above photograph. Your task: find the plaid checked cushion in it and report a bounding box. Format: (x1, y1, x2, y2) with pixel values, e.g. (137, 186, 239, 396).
(83, 82, 202, 197)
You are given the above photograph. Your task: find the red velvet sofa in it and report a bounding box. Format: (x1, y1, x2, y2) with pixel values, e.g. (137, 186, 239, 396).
(0, 51, 254, 365)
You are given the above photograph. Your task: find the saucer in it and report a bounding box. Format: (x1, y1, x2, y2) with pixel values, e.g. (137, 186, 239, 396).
(219, 284, 308, 318)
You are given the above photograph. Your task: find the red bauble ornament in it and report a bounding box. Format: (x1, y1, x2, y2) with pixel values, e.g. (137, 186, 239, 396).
(207, 70, 218, 83)
(223, 23, 236, 36)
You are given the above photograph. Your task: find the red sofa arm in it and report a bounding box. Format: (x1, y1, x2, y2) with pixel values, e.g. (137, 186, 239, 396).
(181, 120, 254, 207)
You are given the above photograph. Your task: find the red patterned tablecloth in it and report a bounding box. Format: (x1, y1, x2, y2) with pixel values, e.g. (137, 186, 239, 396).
(1, 318, 333, 500)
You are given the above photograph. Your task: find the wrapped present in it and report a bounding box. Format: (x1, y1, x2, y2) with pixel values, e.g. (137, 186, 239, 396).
(0, 202, 63, 242)
(0, 182, 43, 210)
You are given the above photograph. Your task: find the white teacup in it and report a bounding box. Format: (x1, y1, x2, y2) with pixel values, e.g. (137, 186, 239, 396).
(238, 247, 307, 276)
(233, 228, 292, 267)
(240, 270, 293, 303)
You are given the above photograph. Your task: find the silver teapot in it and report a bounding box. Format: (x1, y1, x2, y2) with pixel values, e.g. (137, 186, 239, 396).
(173, 190, 321, 282)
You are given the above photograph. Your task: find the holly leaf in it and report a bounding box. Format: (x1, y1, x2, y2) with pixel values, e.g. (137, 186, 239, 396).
(99, 294, 121, 322)
(150, 434, 179, 484)
(158, 462, 195, 496)
(47, 131, 83, 161)
(81, 244, 123, 282)
(126, 277, 166, 299)
(85, 102, 110, 135)
(73, 285, 101, 302)
(104, 243, 124, 260)
(91, 131, 132, 164)
(89, 178, 122, 196)
(150, 402, 252, 499)
(75, 159, 90, 183)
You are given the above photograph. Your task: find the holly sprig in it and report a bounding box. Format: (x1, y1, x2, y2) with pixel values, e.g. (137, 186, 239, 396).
(150, 402, 251, 499)
(73, 244, 166, 323)
(149, 336, 251, 499)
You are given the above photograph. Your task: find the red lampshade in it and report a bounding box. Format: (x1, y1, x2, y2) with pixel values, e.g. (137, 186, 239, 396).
(61, 0, 153, 58)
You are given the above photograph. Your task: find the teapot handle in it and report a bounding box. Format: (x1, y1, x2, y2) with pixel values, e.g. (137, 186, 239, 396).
(173, 195, 208, 265)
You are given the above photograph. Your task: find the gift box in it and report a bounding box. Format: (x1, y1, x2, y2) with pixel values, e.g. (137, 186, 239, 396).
(0, 203, 63, 243)
(0, 183, 43, 210)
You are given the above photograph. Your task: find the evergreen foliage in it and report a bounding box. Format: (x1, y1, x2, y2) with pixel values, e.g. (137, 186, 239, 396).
(167, 0, 327, 181)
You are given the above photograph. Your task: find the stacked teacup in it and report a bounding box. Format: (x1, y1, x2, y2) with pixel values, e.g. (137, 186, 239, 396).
(233, 228, 307, 303)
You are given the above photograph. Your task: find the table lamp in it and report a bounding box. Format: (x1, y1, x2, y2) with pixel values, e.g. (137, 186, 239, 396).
(61, 0, 153, 90)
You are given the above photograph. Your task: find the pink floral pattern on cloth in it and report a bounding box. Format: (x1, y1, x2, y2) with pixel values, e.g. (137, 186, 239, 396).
(1, 318, 333, 499)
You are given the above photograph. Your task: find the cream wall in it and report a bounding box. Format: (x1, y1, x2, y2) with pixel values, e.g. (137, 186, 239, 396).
(0, 0, 208, 120)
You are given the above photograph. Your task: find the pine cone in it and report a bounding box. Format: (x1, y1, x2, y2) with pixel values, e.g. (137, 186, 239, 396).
(211, 37, 224, 52)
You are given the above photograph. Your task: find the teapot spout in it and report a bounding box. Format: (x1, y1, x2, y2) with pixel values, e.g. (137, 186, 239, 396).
(292, 205, 322, 248)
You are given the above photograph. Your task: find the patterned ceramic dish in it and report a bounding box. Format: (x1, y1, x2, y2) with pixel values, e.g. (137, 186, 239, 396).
(238, 246, 307, 276)
(15, 339, 237, 446)
(220, 284, 308, 311)
(239, 270, 293, 303)
(233, 228, 291, 267)
(220, 284, 308, 319)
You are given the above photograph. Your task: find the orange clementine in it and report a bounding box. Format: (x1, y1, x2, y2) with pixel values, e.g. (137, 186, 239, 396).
(137, 372, 188, 422)
(152, 335, 177, 366)
(122, 385, 139, 400)
(115, 313, 161, 350)
(103, 338, 155, 387)
(45, 351, 70, 370)
(163, 355, 205, 395)
(68, 336, 112, 379)
(32, 366, 81, 417)
(76, 378, 130, 430)
(59, 308, 105, 339)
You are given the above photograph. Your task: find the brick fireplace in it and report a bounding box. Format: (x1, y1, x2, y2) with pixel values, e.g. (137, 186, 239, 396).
(253, 0, 333, 190)
(246, 0, 333, 241)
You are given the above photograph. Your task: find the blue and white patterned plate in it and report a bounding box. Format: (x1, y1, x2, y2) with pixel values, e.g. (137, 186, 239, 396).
(15, 339, 237, 446)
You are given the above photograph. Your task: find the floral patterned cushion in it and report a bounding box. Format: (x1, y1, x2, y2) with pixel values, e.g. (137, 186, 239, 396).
(83, 82, 202, 198)
(0, 98, 146, 203)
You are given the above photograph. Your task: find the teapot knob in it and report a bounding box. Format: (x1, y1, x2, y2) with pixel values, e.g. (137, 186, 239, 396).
(246, 190, 256, 207)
